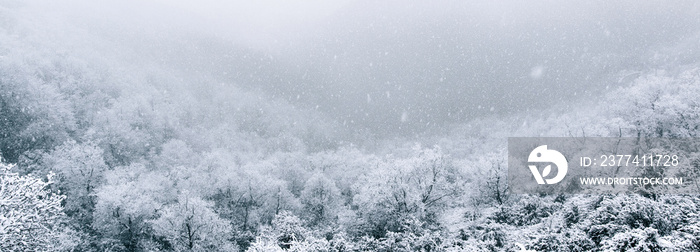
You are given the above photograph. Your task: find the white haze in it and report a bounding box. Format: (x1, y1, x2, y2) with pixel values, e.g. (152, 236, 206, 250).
(11, 0, 700, 139)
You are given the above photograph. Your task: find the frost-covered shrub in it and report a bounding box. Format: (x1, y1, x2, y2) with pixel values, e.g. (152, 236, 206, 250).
(619, 200, 676, 236)
(562, 229, 596, 252)
(286, 237, 331, 252)
(271, 211, 310, 249)
(659, 195, 697, 227)
(529, 234, 560, 251)
(675, 222, 700, 251)
(354, 235, 382, 251)
(530, 229, 594, 252)
(0, 162, 68, 251)
(248, 211, 318, 251)
(589, 195, 687, 238)
(587, 223, 630, 246)
(587, 196, 630, 245)
(382, 231, 444, 252)
(246, 238, 285, 252)
(474, 222, 507, 249)
(601, 228, 662, 252)
(584, 194, 698, 249)
(492, 195, 557, 226)
(353, 231, 450, 252)
(327, 231, 356, 252)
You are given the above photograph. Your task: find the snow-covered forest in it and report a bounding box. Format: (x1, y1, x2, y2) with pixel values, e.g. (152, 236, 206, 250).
(2, 0, 700, 251)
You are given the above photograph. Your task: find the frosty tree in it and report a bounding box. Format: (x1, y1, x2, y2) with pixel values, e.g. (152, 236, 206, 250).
(0, 161, 67, 251)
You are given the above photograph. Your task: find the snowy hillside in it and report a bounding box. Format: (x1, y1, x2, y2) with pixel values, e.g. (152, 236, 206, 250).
(1, 0, 700, 251)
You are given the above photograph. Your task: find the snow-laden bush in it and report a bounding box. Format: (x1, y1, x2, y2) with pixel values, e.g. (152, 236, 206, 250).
(491, 195, 558, 226)
(529, 229, 594, 252)
(247, 211, 320, 251)
(464, 221, 508, 250)
(601, 227, 662, 252)
(0, 162, 68, 251)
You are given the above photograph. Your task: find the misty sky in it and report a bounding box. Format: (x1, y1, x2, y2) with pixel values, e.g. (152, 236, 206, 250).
(21, 0, 700, 137)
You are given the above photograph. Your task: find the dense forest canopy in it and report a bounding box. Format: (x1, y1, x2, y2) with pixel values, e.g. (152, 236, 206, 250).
(1, 0, 700, 251)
